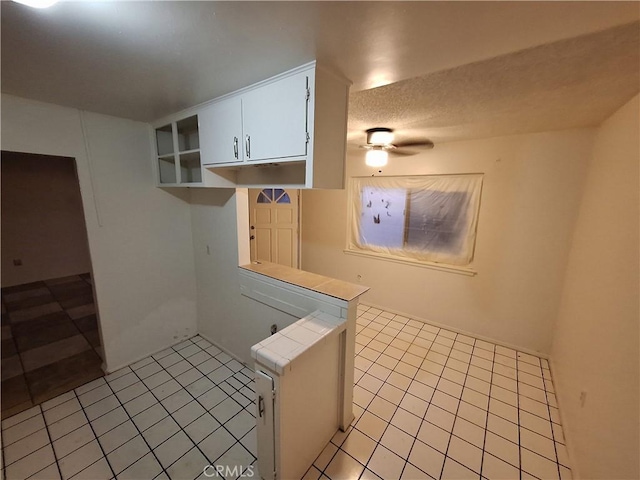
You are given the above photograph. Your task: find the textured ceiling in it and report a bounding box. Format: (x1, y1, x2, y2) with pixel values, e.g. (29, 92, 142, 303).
(1, 1, 638, 127)
(347, 22, 640, 147)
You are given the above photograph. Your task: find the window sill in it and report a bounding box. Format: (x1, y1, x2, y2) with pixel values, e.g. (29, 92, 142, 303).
(343, 249, 477, 277)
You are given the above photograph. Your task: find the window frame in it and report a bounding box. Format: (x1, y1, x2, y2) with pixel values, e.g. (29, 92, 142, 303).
(345, 174, 483, 276)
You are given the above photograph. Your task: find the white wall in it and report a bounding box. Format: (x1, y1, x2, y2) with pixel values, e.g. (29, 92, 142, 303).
(1, 152, 93, 287)
(302, 129, 594, 354)
(1, 94, 198, 371)
(550, 96, 639, 479)
(190, 188, 298, 364)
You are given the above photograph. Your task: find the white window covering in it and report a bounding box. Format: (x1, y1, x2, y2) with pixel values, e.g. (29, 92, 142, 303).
(348, 174, 483, 266)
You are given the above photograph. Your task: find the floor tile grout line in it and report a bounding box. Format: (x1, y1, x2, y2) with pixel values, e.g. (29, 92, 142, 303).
(401, 328, 461, 475)
(81, 407, 130, 446)
(124, 374, 214, 468)
(433, 330, 477, 480)
(541, 356, 564, 480)
(474, 364, 552, 416)
(316, 312, 398, 478)
(478, 339, 497, 480)
(3, 402, 71, 442)
(493, 369, 549, 398)
(403, 328, 477, 477)
(100, 367, 172, 478)
(5, 304, 570, 480)
(516, 347, 523, 479)
(360, 312, 426, 479)
(130, 342, 257, 470)
(445, 339, 484, 477)
(0, 406, 54, 478)
(66, 388, 117, 480)
(341, 310, 560, 479)
(171, 358, 259, 450)
(29, 408, 89, 472)
(357, 312, 448, 478)
(10, 444, 58, 480)
(40, 388, 120, 437)
(66, 453, 113, 480)
(114, 336, 244, 473)
(130, 346, 254, 422)
(393, 325, 451, 479)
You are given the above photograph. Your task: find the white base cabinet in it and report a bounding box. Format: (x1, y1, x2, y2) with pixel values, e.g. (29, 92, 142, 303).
(254, 329, 343, 480)
(241, 264, 369, 480)
(255, 370, 276, 480)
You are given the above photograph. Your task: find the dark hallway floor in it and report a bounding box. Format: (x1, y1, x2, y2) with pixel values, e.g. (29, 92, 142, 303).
(1, 273, 104, 418)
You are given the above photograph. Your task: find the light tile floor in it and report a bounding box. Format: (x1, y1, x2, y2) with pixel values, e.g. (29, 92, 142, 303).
(1, 305, 572, 480)
(1, 336, 257, 480)
(307, 305, 571, 480)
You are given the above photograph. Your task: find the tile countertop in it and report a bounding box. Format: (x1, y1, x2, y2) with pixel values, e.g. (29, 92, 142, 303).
(239, 262, 369, 302)
(251, 310, 345, 375)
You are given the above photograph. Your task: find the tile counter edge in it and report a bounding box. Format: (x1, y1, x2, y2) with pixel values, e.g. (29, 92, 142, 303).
(251, 309, 345, 375)
(239, 262, 369, 302)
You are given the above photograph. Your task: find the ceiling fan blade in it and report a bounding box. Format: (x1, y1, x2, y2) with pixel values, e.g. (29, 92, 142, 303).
(394, 139, 435, 149)
(389, 149, 420, 157)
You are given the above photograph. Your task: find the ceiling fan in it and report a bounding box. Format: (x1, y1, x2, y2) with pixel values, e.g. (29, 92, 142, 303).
(359, 127, 434, 167)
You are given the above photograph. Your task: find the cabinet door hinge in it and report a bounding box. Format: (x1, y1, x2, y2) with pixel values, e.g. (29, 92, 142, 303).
(305, 132, 310, 144)
(306, 87, 311, 101)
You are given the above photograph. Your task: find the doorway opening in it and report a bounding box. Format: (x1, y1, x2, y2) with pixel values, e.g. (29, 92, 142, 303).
(1, 151, 104, 418)
(248, 188, 300, 268)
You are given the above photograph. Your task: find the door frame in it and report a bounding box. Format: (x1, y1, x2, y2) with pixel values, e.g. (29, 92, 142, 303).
(248, 188, 301, 268)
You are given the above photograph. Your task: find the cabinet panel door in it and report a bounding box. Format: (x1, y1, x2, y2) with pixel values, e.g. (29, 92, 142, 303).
(255, 370, 275, 480)
(199, 96, 243, 165)
(242, 71, 308, 162)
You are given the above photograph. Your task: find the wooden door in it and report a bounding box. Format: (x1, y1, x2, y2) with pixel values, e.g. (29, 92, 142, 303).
(249, 188, 299, 268)
(242, 71, 309, 162)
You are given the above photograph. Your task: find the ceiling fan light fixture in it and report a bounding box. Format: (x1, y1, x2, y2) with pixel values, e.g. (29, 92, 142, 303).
(365, 148, 388, 167)
(366, 127, 394, 146)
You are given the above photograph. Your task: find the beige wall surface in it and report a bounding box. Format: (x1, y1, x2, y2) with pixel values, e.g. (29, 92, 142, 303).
(1, 152, 93, 287)
(551, 96, 639, 479)
(302, 129, 595, 354)
(189, 188, 299, 364)
(1, 94, 198, 371)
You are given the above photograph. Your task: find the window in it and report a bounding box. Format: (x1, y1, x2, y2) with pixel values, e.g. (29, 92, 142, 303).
(348, 174, 483, 268)
(256, 188, 291, 204)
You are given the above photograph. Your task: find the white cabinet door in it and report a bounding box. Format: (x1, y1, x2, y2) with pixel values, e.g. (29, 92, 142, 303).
(199, 96, 243, 165)
(242, 71, 309, 162)
(255, 370, 276, 480)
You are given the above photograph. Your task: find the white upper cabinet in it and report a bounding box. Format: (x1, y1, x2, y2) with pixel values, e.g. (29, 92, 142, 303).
(154, 114, 202, 186)
(152, 61, 350, 189)
(241, 71, 309, 162)
(200, 70, 309, 166)
(199, 96, 243, 165)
